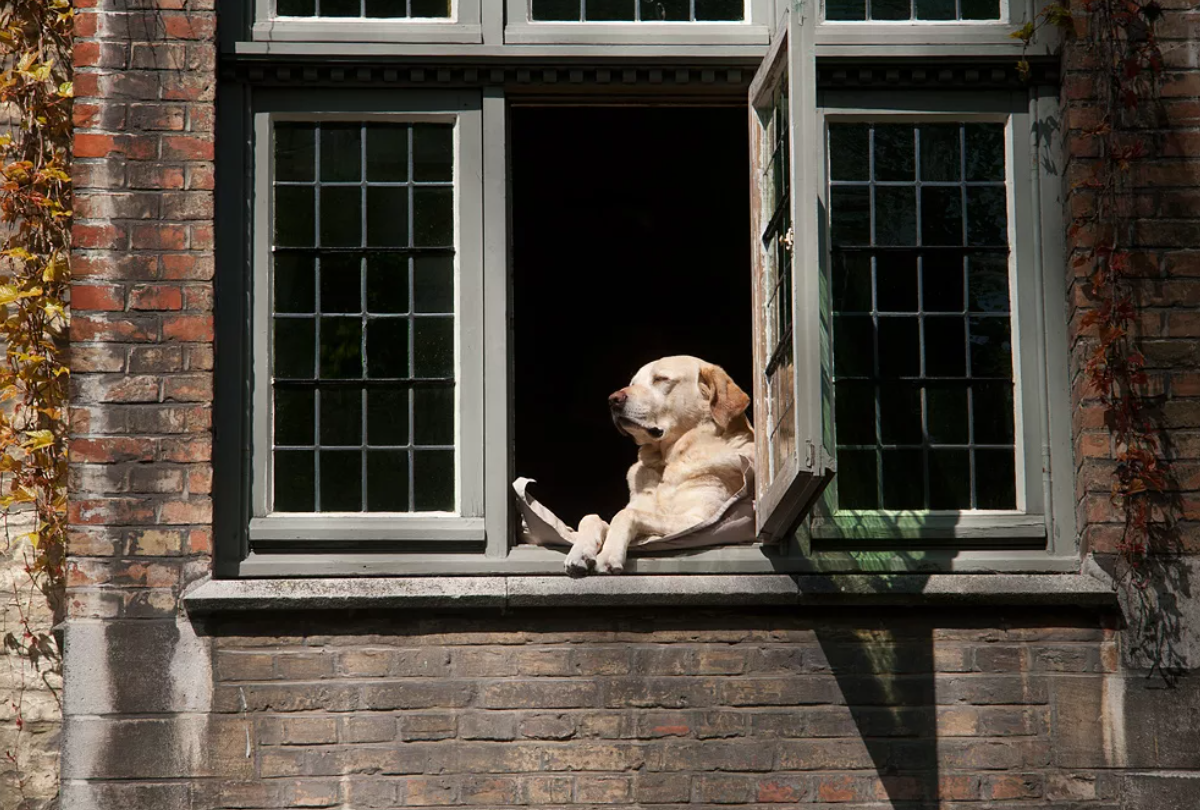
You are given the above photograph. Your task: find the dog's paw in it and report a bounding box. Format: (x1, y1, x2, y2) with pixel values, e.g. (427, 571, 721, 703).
(594, 553, 625, 575)
(564, 553, 595, 578)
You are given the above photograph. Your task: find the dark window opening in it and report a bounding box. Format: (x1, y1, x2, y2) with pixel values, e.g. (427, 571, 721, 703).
(512, 105, 752, 530)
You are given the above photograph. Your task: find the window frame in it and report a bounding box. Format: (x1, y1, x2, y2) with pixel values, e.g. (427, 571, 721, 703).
(504, 0, 773, 45)
(809, 87, 1073, 550)
(247, 88, 488, 545)
(252, 0, 483, 44)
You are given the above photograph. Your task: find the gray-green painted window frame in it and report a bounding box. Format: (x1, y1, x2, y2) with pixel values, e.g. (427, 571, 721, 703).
(253, 0, 482, 43)
(809, 88, 1074, 554)
(248, 90, 486, 544)
(504, 0, 773, 44)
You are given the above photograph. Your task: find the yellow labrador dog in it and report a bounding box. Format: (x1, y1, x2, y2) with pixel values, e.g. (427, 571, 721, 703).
(565, 355, 755, 576)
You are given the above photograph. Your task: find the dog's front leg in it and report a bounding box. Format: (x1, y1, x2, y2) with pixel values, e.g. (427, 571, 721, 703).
(565, 514, 608, 577)
(595, 509, 707, 574)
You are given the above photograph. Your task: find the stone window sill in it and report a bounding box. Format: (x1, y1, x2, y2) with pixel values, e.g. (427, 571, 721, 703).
(182, 570, 1116, 613)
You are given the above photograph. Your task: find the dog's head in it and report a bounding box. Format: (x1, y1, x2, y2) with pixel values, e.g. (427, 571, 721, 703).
(609, 355, 750, 446)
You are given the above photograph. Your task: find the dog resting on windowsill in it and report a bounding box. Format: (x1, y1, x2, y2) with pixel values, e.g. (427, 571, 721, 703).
(556, 355, 756, 576)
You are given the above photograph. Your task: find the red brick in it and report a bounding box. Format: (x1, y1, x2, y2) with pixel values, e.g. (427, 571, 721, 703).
(70, 437, 156, 463)
(72, 283, 125, 312)
(162, 135, 214, 161)
(131, 224, 187, 251)
(70, 315, 156, 343)
(163, 314, 214, 342)
(73, 223, 126, 250)
(161, 254, 213, 280)
(129, 284, 183, 311)
(160, 499, 213, 525)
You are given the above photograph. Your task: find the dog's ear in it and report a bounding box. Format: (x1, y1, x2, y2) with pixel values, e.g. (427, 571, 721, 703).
(699, 363, 750, 430)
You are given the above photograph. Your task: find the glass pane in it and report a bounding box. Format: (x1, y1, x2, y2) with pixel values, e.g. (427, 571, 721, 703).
(368, 387, 410, 446)
(915, 0, 954, 19)
(277, 0, 316, 15)
(925, 384, 969, 444)
(967, 186, 1008, 246)
(367, 319, 410, 378)
(367, 254, 409, 314)
(882, 449, 923, 508)
(365, 0, 407, 17)
(413, 449, 455, 511)
(965, 124, 1005, 181)
(413, 125, 454, 182)
(929, 449, 970, 508)
(320, 187, 362, 248)
(320, 317, 363, 379)
(876, 254, 917, 312)
(275, 186, 315, 247)
(320, 450, 363, 511)
(587, 0, 636, 20)
(968, 316, 1012, 378)
(367, 187, 410, 249)
(829, 124, 870, 182)
(410, 0, 451, 16)
(834, 315, 874, 378)
(967, 253, 1010, 313)
(275, 254, 315, 314)
(274, 450, 314, 511)
(875, 187, 916, 247)
(873, 125, 915, 181)
(919, 125, 961, 181)
(274, 388, 315, 447)
(924, 316, 967, 377)
(275, 124, 316, 181)
(319, 386, 363, 446)
(414, 255, 454, 313)
(320, 124, 362, 182)
(414, 386, 455, 446)
(831, 187, 871, 246)
(835, 381, 876, 445)
(367, 451, 409, 511)
(642, 0, 688, 20)
(879, 382, 922, 444)
(837, 449, 878, 508)
(413, 188, 454, 247)
(920, 186, 964, 247)
(366, 124, 409, 182)
(695, 0, 745, 20)
(320, 253, 362, 314)
(533, 0, 582, 20)
(414, 317, 454, 378)
(877, 317, 919, 378)
(975, 448, 1015, 508)
(961, 0, 1000, 19)
(922, 253, 964, 312)
(833, 252, 872, 312)
(825, 0, 866, 19)
(972, 381, 1014, 444)
(322, 0, 360, 15)
(274, 319, 315, 379)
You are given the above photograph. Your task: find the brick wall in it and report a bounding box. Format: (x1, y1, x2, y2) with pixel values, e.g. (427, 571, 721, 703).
(61, 0, 1200, 807)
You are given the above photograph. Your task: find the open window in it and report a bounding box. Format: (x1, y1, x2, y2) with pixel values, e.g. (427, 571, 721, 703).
(747, 5, 836, 542)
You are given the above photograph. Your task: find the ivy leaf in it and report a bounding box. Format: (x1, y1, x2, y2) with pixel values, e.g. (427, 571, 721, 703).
(56, 81, 71, 98)
(1010, 21, 1036, 42)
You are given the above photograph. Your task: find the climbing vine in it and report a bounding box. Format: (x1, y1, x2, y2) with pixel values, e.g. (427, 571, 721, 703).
(0, 0, 73, 787)
(1019, 1, 1175, 678)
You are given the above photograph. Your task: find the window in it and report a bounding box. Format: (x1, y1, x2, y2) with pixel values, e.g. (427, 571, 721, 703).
(825, 0, 1001, 22)
(246, 91, 486, 546)
(252, 0, 481, 43)
(216, 0, 1074, 577)
(504, 0, 772, 44)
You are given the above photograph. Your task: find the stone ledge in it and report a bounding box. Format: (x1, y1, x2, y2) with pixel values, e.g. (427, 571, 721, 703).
(183, 572, 1116, 613)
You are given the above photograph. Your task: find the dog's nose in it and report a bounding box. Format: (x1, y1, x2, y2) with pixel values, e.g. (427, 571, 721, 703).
(609, 389, 628, 409)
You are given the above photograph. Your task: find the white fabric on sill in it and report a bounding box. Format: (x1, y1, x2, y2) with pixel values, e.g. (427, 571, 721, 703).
(511, 460, 759, 553)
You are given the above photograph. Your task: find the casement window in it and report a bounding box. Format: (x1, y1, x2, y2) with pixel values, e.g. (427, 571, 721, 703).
(216, 0, 1074, 577)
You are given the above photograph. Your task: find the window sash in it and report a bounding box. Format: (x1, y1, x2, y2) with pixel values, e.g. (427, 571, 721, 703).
(810, 93, 1055, 542)
(250, 96, 485, 543)
(503, 0, 771, 45)
(252, 0, 483, 43)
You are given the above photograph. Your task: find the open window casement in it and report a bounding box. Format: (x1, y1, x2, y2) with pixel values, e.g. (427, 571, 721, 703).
(748, 3, 835, 543)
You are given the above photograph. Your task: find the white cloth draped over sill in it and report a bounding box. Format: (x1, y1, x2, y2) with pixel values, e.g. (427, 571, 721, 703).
(512, 461, 761, 553)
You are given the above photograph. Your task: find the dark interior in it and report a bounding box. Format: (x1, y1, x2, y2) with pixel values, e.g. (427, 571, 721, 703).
(511, 105, 752, 530)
